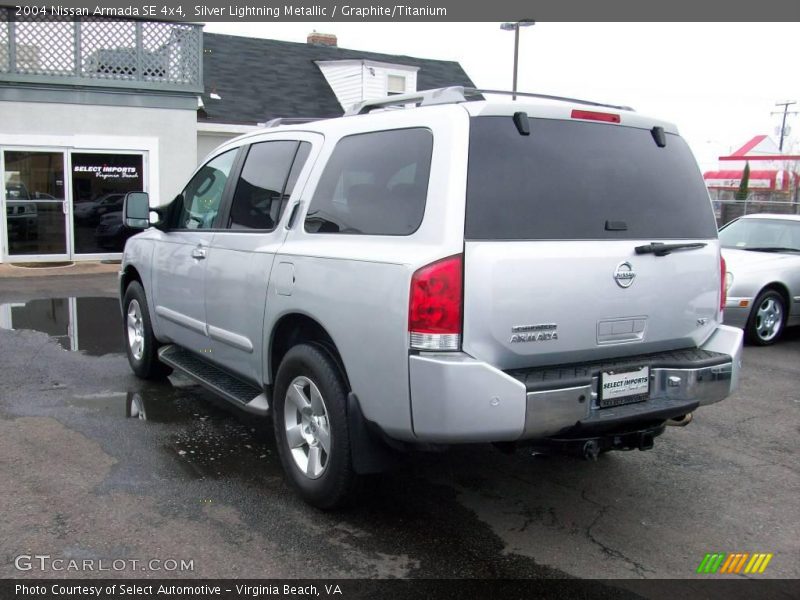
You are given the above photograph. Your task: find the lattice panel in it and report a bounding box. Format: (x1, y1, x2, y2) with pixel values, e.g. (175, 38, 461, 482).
(0, 17, 201, 90)
(141, 22, 200, 85)
(81, 20, 137, 80)
(14, 19, 75, 76)
(0, 11, 8, 73)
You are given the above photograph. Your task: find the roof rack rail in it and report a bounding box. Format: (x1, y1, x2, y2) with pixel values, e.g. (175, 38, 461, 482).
(259, 117, 325, 128)
(345, 86, 470, 116)
(345, 86, 634, 116)
(465, 88, 635, 112)
(468, 89, 634, 111)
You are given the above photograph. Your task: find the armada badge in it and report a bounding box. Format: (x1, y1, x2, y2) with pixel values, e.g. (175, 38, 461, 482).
(510, 323, 558, 343)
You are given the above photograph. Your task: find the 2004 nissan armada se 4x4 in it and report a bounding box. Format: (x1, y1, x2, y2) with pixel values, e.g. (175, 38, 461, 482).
(119, 87, 743, 508)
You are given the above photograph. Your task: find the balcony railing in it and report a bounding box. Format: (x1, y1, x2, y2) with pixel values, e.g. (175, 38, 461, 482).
(0, 12, 202, 94)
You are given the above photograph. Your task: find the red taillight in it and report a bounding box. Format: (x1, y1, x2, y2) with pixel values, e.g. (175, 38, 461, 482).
(720, 255, 727, 311)
(571, 109, 621, 123)
(409, 254, 463, 350)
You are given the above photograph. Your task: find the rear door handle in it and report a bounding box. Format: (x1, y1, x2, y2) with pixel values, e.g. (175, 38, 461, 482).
(191, 246, 207, 260)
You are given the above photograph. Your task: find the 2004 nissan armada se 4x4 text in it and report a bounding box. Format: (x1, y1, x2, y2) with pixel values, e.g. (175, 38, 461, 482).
(119, 87, 743, 508)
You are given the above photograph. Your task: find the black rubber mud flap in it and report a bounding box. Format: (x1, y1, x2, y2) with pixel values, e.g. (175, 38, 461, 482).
(347, 392, 400, 474)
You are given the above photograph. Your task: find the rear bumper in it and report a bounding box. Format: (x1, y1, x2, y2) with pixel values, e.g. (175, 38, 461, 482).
(409, 325, 743, 443)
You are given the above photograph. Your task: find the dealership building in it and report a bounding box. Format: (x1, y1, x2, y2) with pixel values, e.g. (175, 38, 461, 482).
(0, 15, 473, 263)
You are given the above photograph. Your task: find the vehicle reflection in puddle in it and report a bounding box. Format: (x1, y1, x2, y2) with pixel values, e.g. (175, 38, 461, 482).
(0, 296, 123, 355)
(123, 384, 279, 481)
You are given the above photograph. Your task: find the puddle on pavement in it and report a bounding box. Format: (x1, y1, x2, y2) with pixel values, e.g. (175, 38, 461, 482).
(0, 296, 124, 355)
(72, 377, 278, 481)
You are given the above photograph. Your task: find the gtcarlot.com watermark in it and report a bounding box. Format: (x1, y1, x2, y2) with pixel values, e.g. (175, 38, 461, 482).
(14, 554, 194, 573)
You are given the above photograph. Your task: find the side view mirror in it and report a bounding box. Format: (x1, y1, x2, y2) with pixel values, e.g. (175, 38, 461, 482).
(123, 192, 151, 229)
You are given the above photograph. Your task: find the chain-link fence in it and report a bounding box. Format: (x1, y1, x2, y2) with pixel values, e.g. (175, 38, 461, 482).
(0, 10, 202, 93)
(713, 194, 800, 227)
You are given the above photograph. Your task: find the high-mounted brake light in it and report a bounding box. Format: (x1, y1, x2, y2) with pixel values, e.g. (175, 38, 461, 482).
(571, 109, 621, 123)
(720, 255, 727, 312)
(409, 255, 463, 351)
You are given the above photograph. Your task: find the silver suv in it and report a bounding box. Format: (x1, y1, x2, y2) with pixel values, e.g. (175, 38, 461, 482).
(120, 87, 743, 508)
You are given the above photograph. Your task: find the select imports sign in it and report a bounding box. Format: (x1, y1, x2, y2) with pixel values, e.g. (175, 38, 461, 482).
(73, 164, 139, 180)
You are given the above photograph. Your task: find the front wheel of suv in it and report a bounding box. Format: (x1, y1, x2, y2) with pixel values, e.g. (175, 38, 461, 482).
(273, 343, 360, 509)
(122, 282, 172, 379)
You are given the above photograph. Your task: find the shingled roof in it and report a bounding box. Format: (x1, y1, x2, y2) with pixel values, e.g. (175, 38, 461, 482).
(200, 32, 476, 124)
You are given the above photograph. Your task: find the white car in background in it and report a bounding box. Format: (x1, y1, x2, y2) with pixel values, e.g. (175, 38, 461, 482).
(720, 214, 800, 345)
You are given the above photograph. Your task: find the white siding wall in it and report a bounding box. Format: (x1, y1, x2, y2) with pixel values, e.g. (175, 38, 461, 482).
(197, 132, 241, 164)
(316, 60, 420, 112)
(316, 61, 365, 113)
(363, 65, 386, 99)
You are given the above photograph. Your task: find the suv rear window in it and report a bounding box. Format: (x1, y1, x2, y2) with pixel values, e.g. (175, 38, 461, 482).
(465, 117, 717, 240)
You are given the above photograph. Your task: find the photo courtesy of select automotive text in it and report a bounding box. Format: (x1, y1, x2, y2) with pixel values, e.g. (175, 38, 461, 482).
(0, 0, 798, 598)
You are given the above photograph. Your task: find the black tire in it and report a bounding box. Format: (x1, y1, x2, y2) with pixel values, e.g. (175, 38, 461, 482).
(273, 343, 360, 509)
(122, 281, 172, 379)
(745, 289, 786, 346)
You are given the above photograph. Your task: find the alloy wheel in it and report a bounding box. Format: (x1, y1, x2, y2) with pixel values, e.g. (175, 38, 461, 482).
(283, 375, 331, 479)
(127, 299, 145, 360)
(755, 296, 783, 342)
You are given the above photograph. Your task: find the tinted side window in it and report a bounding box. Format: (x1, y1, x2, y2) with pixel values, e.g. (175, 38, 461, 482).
(176, 149, 237, 230)
(228, 141, 308, 230)
(304, 128, 432, 236)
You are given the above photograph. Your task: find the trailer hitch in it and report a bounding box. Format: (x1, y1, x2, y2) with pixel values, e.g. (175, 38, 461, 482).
(530, 424, 666, 459)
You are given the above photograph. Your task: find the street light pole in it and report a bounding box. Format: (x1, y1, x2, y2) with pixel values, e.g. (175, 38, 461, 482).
(512, 24, 520, 101)
(500, 20, 535, 100)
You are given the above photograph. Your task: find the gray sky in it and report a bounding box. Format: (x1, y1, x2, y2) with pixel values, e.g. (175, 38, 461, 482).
(204, 22, 800, 172)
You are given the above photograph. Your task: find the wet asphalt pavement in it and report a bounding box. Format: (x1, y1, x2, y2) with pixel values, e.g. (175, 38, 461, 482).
(0, 274, 798, 586)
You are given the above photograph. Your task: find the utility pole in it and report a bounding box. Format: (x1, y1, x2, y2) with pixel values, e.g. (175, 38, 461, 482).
(771, 101, 798, 151)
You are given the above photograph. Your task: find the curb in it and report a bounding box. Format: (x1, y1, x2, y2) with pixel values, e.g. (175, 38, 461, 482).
(0, 261, 121, 279)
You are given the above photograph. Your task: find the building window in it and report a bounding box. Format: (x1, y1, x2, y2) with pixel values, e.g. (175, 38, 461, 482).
(387, 74, 407, 95)
(71, 152, 144, 254)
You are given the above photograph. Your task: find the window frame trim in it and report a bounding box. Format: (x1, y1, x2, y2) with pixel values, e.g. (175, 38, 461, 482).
(386, 73, 408, 95)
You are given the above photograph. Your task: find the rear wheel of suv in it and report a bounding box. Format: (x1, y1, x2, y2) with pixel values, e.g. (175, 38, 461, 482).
(273, 343, 360, 509)
(122, 282, 172, 379)
(746, 289, 786, 346)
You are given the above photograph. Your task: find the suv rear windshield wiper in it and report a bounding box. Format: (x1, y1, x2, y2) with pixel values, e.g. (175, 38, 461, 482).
(634, 242, 707, 256)
(742, 246, 800, 253)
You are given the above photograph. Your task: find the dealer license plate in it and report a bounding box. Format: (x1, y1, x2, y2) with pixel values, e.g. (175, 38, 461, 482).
(599, 366, 650, 408)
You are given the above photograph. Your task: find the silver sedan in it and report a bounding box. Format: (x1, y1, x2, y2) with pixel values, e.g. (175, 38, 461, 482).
(720, 213, 800, 345)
